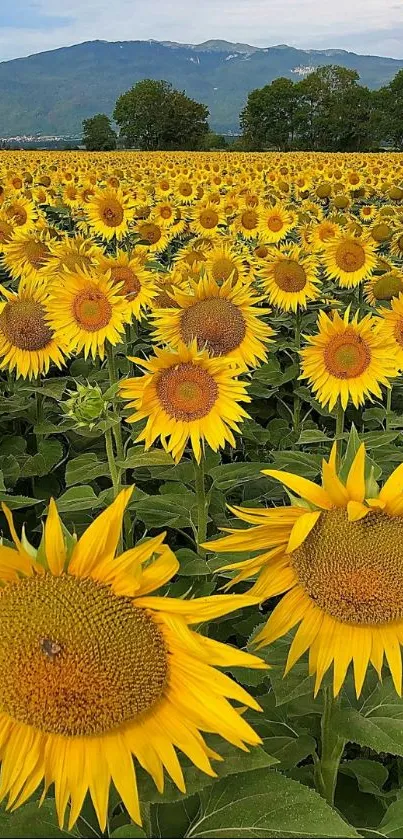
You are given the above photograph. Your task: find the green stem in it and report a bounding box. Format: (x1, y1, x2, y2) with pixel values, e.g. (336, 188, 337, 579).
(386, 385, 393, 431)
(105, 427, 119, 497)
(335, 400, 345, 470)
(105, 341, 132, 547)
(293, 308, 302, 434)
(314, 687, 345, 806)
(194, 457, 208, 557)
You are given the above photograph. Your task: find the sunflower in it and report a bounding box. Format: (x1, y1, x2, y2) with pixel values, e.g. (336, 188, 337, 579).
(0, 489, 263, 831)
(364, 271, 403, 307)
(4, 197, 37, 234)
(0, 280, 66, 378)
(1, 230, 52, 282)
(85, 187, 135, 240)
(258, 245, 321, 312)
(206, 442, 403, 697)
(235, 206, 260, 239)
(45, 234, 103, 276)
(299, 308, 399, 410)
(0, 215, 14, 253)
(203, 243, 250, 285)
(377, 292, 403, 369)
(96, 250, 156, 320)
(120, 342, 250, 462)
(153, 201, 179, 227)
(151, 276, 274, 370)
(189, 203, 227, 239)
(135, 218, 171, 253)
(310, 219, 341, 252)
(359, 205, 377, 223)
(390, 229, 403, 258)
(322, 233, 378, 289)
(46, 268, 128, 360)
(150, 269, 191, 310)
(258, 204, 296, 244)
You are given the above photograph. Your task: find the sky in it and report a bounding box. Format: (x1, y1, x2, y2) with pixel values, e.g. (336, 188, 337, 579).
(1, 0, 403, 63)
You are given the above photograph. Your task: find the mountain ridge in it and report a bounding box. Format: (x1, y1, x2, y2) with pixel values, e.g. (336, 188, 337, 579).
(1, 38, 403, 137)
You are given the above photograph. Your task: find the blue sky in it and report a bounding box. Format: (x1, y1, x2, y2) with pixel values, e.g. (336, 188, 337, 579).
(1, 0, 403, 62)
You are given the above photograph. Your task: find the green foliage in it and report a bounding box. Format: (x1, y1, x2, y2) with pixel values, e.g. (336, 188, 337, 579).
(113, 80, 209, 150)
(241, 65, 382, 151)
(82, 113, 117, 150)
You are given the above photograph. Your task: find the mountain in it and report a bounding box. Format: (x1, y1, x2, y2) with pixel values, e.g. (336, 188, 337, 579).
(1, 39, 403, 137)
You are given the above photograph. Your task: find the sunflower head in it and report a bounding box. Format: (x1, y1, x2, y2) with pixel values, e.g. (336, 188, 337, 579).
(300, 307, 399, 410)
(120, 341, 251, 462)
(0, 490, 263, 830)
(151, 275, 274, 369)
(206, 436, 403, 697)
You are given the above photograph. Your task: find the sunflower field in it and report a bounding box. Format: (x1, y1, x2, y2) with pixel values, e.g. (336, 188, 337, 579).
(2, 150, 403, 838)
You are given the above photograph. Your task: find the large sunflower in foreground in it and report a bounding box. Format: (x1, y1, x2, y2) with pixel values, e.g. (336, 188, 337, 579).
(151, 276, 274, 370)
(0, 281, 66, 378)
(299, 308, 399, 410)
(85, 187, 135, 240)
(322, 232, 378, 288)
(46, 268, 128, 360)
(258, 245, 321, 312)
(0, 489, 263, 830)
(206, 443, 403, 697)
(120, 342, 250, 462)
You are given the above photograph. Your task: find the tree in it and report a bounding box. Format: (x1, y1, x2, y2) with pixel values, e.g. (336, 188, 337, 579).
(296, 66, 379, 151)
(240, 78, 298, 150)
(377, 70, 403, 149)
(239, 65, 381, 152)
(113, 80, 209, 150)
(82, 114, 117, 151)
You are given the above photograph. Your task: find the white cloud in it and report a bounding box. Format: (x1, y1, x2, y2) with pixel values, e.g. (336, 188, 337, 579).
(1, 0, 403, 61)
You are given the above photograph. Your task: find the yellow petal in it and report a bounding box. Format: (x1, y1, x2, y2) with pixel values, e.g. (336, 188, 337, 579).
(286, 511, 321, 553)
(263, 470, 332, 510)
(69, 487, 133, 576)
(346, 443, 366, 502)
(379, 463, 403, 507)
(322, 460, 349, 507)
(44, 498, 66, 575)
(347, 500, 370, 522)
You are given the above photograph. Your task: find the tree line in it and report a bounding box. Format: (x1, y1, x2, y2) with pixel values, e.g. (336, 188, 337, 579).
(82, 66, 403, 152)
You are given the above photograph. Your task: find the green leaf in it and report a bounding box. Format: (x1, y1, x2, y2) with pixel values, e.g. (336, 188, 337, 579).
(270, 451, 322, 478)
(176, 549, 211, 576)
(111, 826, 147, 838)
(134, 492, 196, 529)
(65, 453, 110, 486)
(119, 447, 175, 468)
(378, 799, 403, 837)
(0, 494, 41, 510)
(137, 743, 277, 805)
(0, 800, 78, 837)
(261, 733, 316, 770)
(209, 463, 271, 491)
(186, 768, 359, 837)
(55, 486, 102, 513)
(296, 429, 332, 445)
(340, 759, 389, 796)
(20, 441, 63, 478)
(333, 678, 403, 755)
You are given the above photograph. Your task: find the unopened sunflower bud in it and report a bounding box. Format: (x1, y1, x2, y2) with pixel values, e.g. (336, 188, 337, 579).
(64, 383, 107, 428)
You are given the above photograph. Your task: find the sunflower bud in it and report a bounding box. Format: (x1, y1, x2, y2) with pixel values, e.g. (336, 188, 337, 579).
(64, 383, 107, 428)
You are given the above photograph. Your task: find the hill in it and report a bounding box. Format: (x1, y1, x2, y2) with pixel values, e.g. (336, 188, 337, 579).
(1, 39, 403, 137)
